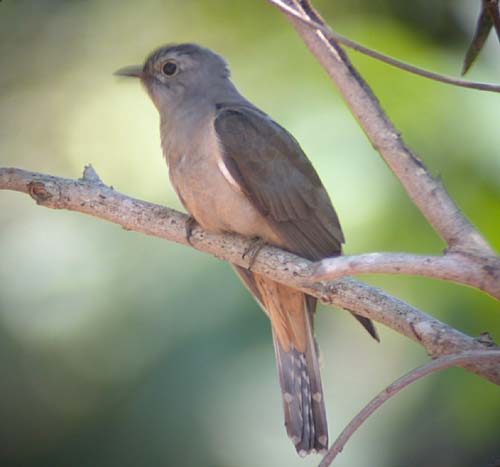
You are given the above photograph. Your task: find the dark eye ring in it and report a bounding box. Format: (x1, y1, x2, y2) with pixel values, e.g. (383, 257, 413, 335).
(162, 60, 178, 76)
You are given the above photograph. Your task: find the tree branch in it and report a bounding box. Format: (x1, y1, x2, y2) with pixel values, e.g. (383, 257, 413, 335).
(1, 167, 499, 384)
(310, 252, 500, 300)
(268, 0, 500, 93)
(268, 0, 496, 256)
(319, 350, 500, 467)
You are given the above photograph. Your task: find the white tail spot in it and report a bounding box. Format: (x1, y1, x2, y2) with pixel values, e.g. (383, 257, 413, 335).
(318, 435, 328, 446)
(313, 392, 322, 403)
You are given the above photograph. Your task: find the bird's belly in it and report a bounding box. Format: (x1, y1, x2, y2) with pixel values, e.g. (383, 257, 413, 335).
(169, 154, 282, 245)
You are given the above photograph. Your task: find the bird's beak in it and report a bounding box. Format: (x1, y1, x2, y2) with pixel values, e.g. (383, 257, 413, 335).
(114, 65, 143, 78)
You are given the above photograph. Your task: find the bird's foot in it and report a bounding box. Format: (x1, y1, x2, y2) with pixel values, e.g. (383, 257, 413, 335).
(185, 216, 198, 245)
(242, 237, 266, 270)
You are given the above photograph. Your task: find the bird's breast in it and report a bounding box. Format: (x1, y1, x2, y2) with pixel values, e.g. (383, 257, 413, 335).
(166, 120, 282, 245)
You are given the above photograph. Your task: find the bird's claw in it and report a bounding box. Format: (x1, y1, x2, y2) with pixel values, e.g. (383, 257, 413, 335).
(242, 237, 266, 270)
(185, 216, 197, 245)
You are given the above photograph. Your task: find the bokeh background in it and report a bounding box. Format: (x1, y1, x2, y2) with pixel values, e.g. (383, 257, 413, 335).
(1, 1, 499, 466)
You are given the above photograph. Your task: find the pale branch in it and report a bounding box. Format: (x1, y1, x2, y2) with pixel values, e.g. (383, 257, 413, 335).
(318, 350, 500, 467)
(269, 0, 496, 256)
(267, 0, 500, 93)
(1, 167, 499, 384)
(310, 252, 500, 300)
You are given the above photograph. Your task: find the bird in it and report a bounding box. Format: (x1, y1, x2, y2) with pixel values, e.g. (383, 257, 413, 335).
(116, 43, 378, 456)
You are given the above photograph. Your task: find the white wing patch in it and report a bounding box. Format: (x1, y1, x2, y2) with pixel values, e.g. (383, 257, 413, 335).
(212, 120, 243, 193)
(216, 150, 243, 193)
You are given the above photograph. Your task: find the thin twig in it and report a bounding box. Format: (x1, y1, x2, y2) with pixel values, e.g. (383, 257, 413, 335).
(268, 0, 500, 93)
(81, 164, 104, 184)
(1, 167, 499, 384)
(310, 252, 500, 300)
(318, 350, 500, 467)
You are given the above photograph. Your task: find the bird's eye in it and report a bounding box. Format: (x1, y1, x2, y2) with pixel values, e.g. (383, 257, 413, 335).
(162, 61, 178, 77)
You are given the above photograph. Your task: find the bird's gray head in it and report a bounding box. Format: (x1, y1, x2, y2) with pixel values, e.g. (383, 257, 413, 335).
(116, 43, 236, 115)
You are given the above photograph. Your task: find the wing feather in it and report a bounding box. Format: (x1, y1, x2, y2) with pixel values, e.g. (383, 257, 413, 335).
(214, 105, 343, 260)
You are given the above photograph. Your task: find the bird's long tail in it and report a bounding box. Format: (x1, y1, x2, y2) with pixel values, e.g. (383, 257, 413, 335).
(272, 312, 328, 456)
(234, 265, 328, 455)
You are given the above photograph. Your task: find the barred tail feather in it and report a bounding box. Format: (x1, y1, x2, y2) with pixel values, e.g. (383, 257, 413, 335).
(272, 319, 328, 456)
(233, 265, 329, 455)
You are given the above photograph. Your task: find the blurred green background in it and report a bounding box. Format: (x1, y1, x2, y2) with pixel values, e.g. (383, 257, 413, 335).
(0, 1, 499, 466)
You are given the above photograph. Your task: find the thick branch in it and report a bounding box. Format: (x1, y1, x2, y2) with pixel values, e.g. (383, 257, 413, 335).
(1, 167, 499, 384)
(310, 252, 500, 300)
(319, 350, 500, 467)
(269, 0, 495, 255)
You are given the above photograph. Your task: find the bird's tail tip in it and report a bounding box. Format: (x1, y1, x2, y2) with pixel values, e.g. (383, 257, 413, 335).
(273, 333, 329, 456)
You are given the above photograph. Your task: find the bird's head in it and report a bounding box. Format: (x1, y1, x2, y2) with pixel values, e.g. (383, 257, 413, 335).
(115, 43, 231, 114)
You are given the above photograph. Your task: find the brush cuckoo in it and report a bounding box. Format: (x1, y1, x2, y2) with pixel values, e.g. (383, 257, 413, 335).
(116, 43, 378, 456)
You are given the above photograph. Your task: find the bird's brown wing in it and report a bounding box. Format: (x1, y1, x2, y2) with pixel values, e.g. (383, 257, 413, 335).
(215, 105, 344, 261)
